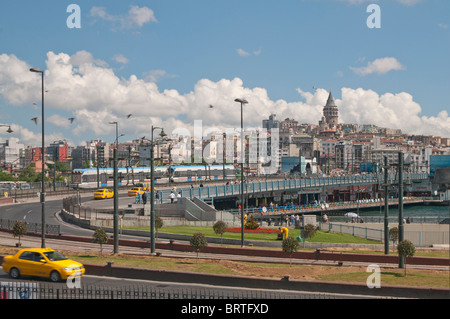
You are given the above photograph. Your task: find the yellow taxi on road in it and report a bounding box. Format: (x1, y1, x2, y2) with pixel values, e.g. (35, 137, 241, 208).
(1, 248, 85, 282)
(128, 186, 145, 197)
(94, 188, 114, 199)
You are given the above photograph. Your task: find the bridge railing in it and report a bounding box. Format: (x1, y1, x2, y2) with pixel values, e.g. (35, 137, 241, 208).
(153, 173, 428, 203)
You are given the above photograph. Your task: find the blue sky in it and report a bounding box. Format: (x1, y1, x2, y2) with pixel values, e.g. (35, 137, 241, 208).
(0, 0, 449, 147)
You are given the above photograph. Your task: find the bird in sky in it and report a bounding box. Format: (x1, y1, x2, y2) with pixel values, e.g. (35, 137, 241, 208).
(68, 117, 75, 124)
(31, 117, 38, 125)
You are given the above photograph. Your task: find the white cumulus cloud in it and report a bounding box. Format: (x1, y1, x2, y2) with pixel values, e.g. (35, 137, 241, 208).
(89, 5, 157, 30)
(0, 51, 449, 146)
(350, 57, 406, 76)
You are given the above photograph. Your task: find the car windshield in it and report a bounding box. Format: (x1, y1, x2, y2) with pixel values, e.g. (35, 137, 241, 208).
(43, 251, 68, 261)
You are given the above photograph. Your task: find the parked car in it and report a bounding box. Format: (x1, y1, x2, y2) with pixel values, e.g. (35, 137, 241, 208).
(94, 188, 114, 199)
(1, 248, 85, 282)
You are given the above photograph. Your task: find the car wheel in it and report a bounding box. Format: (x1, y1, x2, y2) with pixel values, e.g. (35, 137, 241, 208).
(9, 267, 20, 279)
(50, 271, 61, 282)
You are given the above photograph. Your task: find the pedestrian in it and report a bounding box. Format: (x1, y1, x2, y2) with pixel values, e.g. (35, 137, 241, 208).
(177, 192, 182, 202)
(142, 192, 147, 205)
(169, 191, 175, 203)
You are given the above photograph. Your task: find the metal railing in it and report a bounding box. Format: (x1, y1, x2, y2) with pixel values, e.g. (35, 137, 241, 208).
(0, 218, 60, 236)
(62, 196, 108, 220)
(0, 282, 337, 299)
(153, 173, 428, 203)
(320, 222, 449, 246)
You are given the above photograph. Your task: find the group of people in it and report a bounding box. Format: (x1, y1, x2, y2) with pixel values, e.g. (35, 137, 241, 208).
(169, 190, 182, 203)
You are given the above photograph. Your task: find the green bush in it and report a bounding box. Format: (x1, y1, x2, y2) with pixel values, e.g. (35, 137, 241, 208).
(212, 221, 227, 243)
(93, 228, 109, 255)
(190, 232, 208, 260)
(282, 236, 300, 266)
(397, 240, 415, 276)
(12, 221, 27, 246)
(244, 215, 259, 230)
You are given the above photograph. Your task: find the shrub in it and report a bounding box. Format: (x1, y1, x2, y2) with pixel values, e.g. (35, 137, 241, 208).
(213, 221, 227, 243)
(397, 240, 415, 276)
(244, 215, 259, 230)
(282, 236, 300, 266)
(155, 216, 164, 238)
(190, 232, 208, 260)
(12, 221, 27, 246)
(389, 227, 399, 248)
(303, 224, 317, 241)
(93, 228, 109, 255)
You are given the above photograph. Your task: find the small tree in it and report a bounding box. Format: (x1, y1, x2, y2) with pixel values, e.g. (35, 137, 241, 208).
(397, 240, 415, 276)
(213, 220, 227, 244)
(303, 224, 317, 247)
(190, 232, 208, 261)
(155, 216, 164, 238)
(12, 221, 27, 247)
(389, 227, 399, 250)
(93, 228, 109, 256)
(282, 236, 300, 267)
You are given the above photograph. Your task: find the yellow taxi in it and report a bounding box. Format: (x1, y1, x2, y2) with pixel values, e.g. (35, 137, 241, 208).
(128, 186, 145, 197)
(1, 248, 85, 282)
(94, 188, 114, 199)
(136, 182, 151, 191)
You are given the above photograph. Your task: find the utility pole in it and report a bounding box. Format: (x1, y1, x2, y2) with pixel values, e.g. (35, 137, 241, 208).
(383, 156, 390, 255)
(113, 148, 119, 253)
(398, 151, 405, 268)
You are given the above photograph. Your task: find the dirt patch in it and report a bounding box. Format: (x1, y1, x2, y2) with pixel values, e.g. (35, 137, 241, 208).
(1, 247, 447, 286)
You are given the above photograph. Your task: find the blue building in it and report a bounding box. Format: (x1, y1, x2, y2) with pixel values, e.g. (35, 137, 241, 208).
(430, 155, 450, 179)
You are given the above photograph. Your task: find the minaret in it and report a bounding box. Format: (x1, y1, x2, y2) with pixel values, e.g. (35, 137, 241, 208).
(323, 90, 338, 127)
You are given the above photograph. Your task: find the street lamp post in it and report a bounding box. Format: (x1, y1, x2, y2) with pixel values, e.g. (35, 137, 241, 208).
(398, 151, 405, 268)
(29, 67, 46, 248)
(383, 156, 390, 255)
(109, 121, 120, 254)
(234, 98, 248, 247)
(150, 126, 166, 254)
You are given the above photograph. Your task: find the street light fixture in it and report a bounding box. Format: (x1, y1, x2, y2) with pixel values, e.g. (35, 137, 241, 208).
(0, 125, 13, 134)
(234, 98, 248, 247)
(29, 67, 46, 248)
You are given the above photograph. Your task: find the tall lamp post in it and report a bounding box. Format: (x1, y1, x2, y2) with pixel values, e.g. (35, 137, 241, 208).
(398, 151, 405, 268)
(234, 98, 248, 247)
(109, 121, 120, 254)
(150, 125, 166, 254)
(382, 156, 390, 255)
(30, 67, 46, 248)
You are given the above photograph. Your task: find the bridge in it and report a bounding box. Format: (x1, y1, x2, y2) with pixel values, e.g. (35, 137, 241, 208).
(153, 173, 429, 208)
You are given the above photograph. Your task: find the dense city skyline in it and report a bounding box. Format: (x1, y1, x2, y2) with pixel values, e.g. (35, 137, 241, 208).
(0, 0, 449, 148)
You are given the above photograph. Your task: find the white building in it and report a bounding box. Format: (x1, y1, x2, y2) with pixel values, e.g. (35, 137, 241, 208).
(0, 139, 24, 169)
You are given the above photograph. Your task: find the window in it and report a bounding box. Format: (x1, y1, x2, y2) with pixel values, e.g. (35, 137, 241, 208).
(43, 250, 67, 261)
(32, 252, 45, 262)
(19, 251, 34, 261)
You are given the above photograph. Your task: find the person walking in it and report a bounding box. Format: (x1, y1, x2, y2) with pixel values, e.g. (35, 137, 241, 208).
(169, 191, 175, 203)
